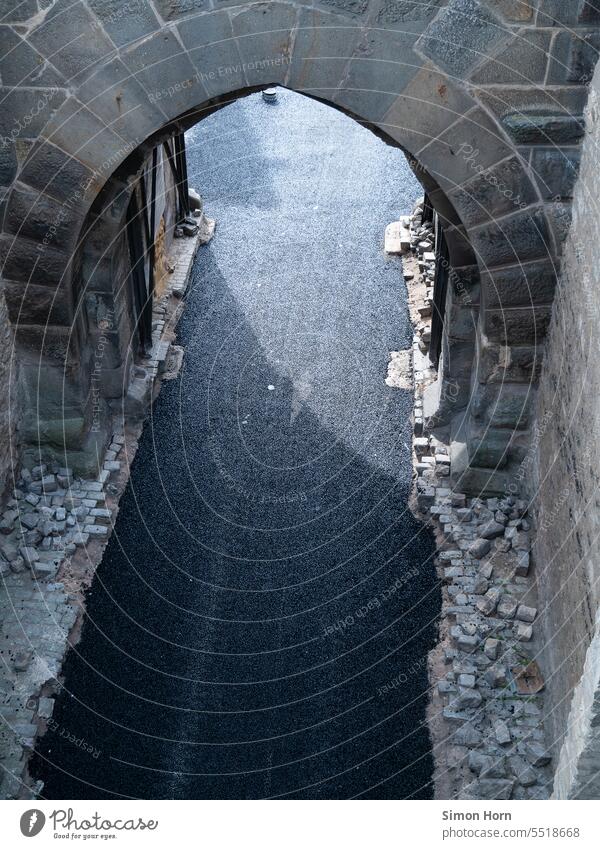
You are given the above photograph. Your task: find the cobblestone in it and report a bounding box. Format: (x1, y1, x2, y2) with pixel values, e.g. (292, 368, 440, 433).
(404, 197, 552, 801)
(0, 231, 202, 798)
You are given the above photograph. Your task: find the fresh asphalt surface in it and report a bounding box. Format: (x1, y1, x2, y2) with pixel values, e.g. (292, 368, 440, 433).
(33, 90, 440, 799)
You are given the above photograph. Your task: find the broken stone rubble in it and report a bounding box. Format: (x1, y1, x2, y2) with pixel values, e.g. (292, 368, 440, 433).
(0, 232, 202, 799)
(403, 197, 553, 801)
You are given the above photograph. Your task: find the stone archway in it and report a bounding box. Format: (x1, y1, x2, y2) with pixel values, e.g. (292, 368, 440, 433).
(0, 0, 594, 483)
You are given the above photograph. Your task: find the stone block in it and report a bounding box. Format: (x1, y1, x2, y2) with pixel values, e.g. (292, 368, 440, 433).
(485, 0, 534, 20)
(464, 778, 514, 799)
(479, 520, 505, 539)
(497, 596, 517, 618)
(120, 30, 199, 121)
(457, 633, 480, 652)
(467, 423, 511, 468)
(547, 30, 600, 85)
(18, 141, 94, 205)
(28, 0, 115, 83)
(418, 107, 513, 194)
(382, 67, 476, 154)
(455, 724, 483, 747)
(415, 0, 508, 78)
(525, 742, 551, 767)
(75, 57, 168, 145)
(0, 87, 67, 142)
(31, 561, 59, 580)
(501, 113, 585, 145)
(0, 25, 63, 87)
(483, 637, 500, 660)
(480, 261, 557, 310)
(494, 719, 512, 746)
(516, 604, 536, 623)
(482, 306, 552, 345)
(83, 525, 108, 537)
(452, 686, 483, 709)
(545, 201, 572, 253)
(516, 622, 533, 641)
(313, 0, 369, 16)
(417, 486, 436, 511)
(0, 141, 17, 187)
(230, 3, 296, 88)
(19, 546, 39, 564)
(470, 28, 550, 84)
(531, 149, 580, 201)
(470, 207, 550, 268)
(336, 27, 423, 121)
(509, 755, 537, 786)
(471, 382, 532, 430)
(0, 236, 71, 289)
(41, 98, 128, 175)
(287, 9, 363, 101)
(514, 551, 530, 577)
(475, 335, 543, 384)
(450, 156, 537, 228)
(178, 10, 245, 98)
(4, 186, 76, 246)
(377, 0, 444, 24)
(88, 0, 161, 47)
(4, 282, 71, 327)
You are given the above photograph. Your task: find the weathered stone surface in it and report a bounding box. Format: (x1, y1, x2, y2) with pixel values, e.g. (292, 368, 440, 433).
(471, 28, 550, 85)
(419, 107, 513, 192)
(509, 755, 537, 786)
(516, 604, 537, 623)
(480, 520, 507, 539)
(501, 113, 585, 145)
(531, 149, 581, 201)
(483, 306, 553, 346)
(484, 637, 500, 660)
(152, 0, 208, 22)
(485, 0, 534, 20)
(415, 0, 508, 77)
(120, 29, 199, 120)
(526, 742, 551, 767)
(464, 778, 514, 799)
(230, 3, 296, 88)
(377, 0, 444, 23)
(455, 724, 483, 748)
(28, 0, 115, 82)
(4, 187, 76, 246)
(288, 10, 359, 102)
(337, 27, 424, 120)
(485, 665, 508, 687)
(88, 0, 161, 46)
(0, 143, 17, 187)
(472, 382, 532, 430)
(469, 538, 492, 559)
(480, 261, 557, 310)
(450, 157, 537, 228)
(470, 208, 551, 268)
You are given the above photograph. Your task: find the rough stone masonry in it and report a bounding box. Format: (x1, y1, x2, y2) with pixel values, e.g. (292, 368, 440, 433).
(0, 0, 594, 487)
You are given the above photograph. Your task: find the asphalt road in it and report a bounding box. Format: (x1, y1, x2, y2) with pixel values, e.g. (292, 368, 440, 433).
(33, 90, 440, 799)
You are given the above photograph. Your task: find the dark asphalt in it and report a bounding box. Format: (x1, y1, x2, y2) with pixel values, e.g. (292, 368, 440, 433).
(32, 90, 440, 799)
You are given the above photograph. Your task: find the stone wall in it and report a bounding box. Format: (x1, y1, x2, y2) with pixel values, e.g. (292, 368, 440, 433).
(0, 292, 16, 499)
(0, 0, 591, 480)
(533, 58, 600, 798)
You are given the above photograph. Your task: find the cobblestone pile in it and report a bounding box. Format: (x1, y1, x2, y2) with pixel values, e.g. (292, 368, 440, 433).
(0, 440, 121, 798)
(417, 469, 552, 800)
(402, 197, 553, 800)
(0, 233, 200, 799)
